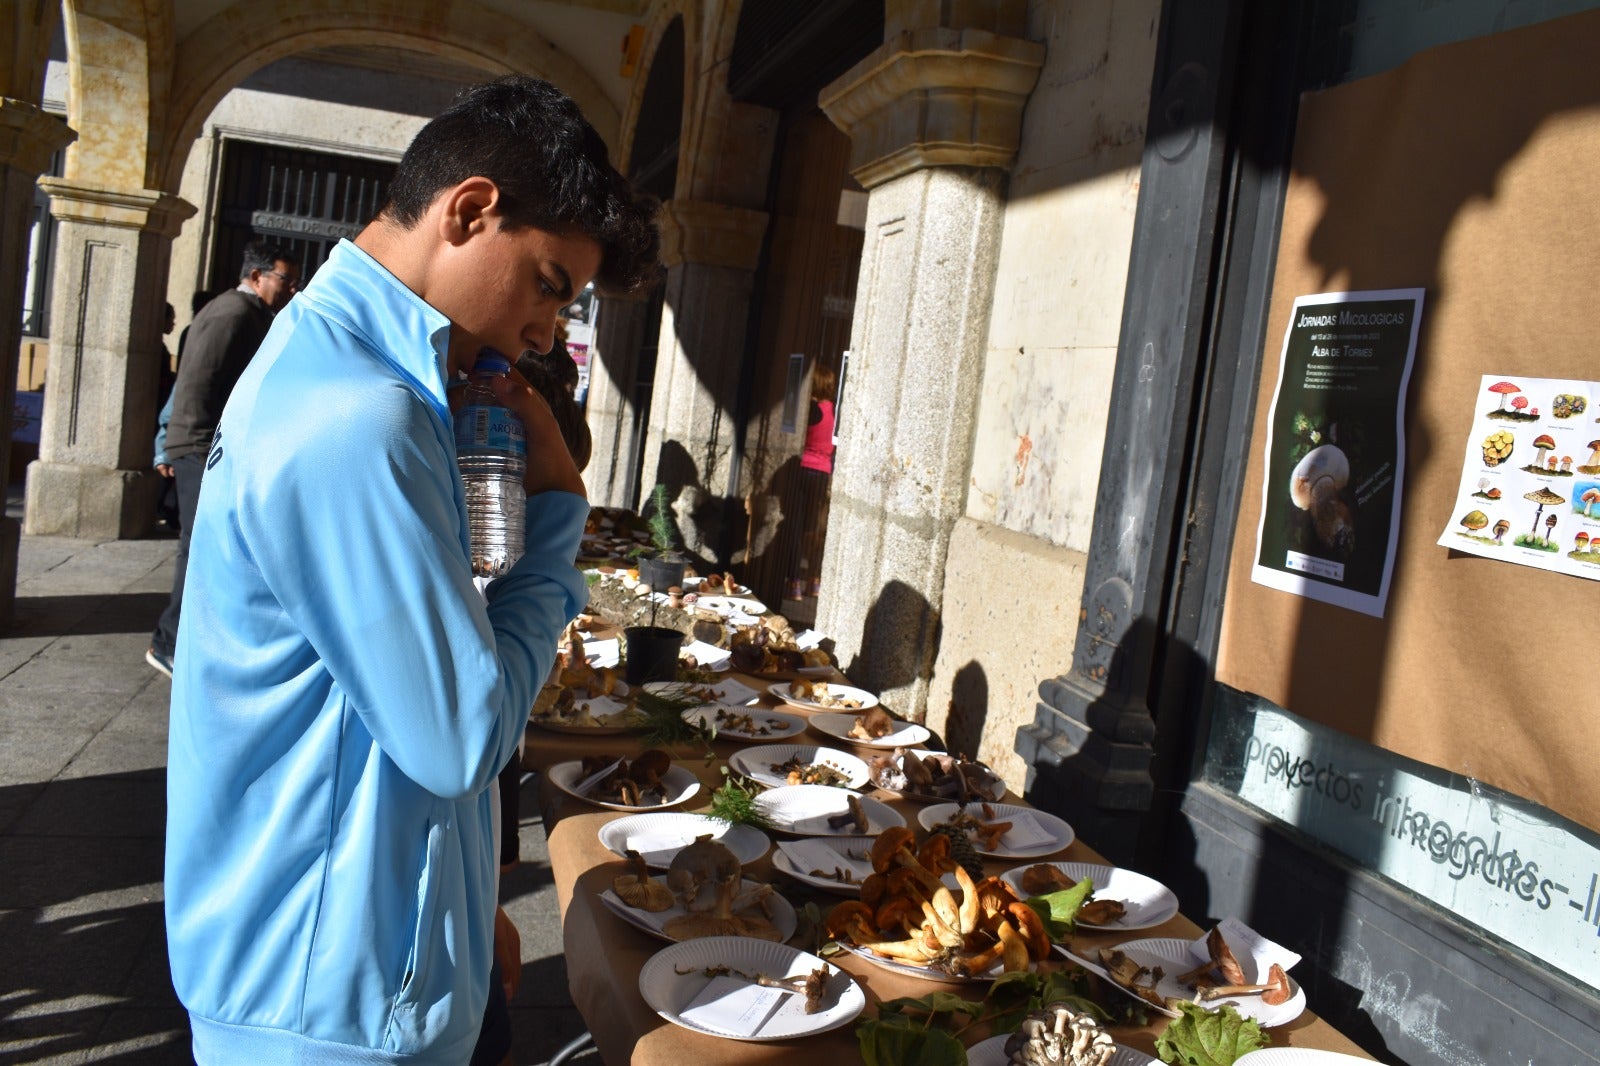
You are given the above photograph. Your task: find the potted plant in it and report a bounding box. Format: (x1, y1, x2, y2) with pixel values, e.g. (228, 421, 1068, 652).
(633, 484, 687, 592)
(623, 485, 687, 683)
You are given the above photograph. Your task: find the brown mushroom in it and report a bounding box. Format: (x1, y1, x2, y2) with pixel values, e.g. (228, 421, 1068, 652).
(665, 835, 740, 913)
(849, 707, 896, 741)
(826, 794, 869, 833)
(1020, 863, 1077, 896)
(613, 849, 673, 912)
(1196, 962, 1293, 1006)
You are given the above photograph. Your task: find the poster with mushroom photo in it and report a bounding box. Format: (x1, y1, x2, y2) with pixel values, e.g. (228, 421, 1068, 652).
(1251, 289, 1424, 617)
(1437, 374, 1600, 581)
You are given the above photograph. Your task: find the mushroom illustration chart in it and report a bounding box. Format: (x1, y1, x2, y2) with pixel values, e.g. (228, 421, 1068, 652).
(1438, 372, 1600, 580)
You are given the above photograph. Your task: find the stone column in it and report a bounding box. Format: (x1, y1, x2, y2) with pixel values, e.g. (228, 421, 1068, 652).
(584, 289, 651, 509)
(816, 27, 1043, 719)
(24, 179, 194, 538)
(639, 198, 767, 562)
(0, 101, 76, 621)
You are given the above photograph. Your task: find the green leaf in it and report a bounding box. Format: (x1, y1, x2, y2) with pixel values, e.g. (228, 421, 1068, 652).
(877, 991, 984, 1019)
(1022, 877, 1096, 940)
(1153, 1002, 1270, 1066)
(856, 1017, 967, 1066)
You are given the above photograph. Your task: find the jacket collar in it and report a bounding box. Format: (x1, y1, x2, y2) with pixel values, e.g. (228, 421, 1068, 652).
(297, 240, 453, 413)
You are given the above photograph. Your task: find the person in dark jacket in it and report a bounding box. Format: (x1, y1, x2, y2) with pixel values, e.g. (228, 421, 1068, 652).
(145, 239, 299, 677)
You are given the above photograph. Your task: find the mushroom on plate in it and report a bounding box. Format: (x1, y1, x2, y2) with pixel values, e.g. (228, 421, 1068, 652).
(1004, 1002, 1117, 1066)
(661, 835, 783, 941)
(613, 849, 673, 912)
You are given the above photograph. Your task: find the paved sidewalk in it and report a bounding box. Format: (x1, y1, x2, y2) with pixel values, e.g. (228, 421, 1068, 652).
(0, 529, 595, 1064)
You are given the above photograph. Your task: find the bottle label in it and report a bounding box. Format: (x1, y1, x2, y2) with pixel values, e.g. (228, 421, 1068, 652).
(456, 404, 526, 457)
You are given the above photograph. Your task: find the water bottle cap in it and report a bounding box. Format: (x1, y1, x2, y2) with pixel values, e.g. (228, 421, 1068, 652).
(474, 347, 511, 375)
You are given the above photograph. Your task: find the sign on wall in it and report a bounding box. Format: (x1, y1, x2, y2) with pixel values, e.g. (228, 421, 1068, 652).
(1214, 700, 1600, 993)
(1438, 373, 1600, 579)
(1251, 289, 1424, 617)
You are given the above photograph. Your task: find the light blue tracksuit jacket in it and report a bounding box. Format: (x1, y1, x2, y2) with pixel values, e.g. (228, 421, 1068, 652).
(164, 239, 587, 1064)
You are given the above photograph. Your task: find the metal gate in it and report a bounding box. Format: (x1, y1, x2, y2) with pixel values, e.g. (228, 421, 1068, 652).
(210, 140, 396, 290)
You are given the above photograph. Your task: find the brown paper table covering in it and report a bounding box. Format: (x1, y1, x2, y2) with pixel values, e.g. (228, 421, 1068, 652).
(524, 671, 1373, 1065)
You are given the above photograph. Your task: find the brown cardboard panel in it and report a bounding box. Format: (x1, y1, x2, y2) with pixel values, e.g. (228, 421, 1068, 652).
(1217, 9, 1600, 831)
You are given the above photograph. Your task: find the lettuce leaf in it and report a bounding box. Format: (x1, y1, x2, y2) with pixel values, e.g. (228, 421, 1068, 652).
(1154, 1002, 1270, 1066)
(1021, 876, 1096, 940)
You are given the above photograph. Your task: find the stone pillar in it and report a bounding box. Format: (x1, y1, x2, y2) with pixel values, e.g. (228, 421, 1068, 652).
(24, 179, 194, 538)
(0, 101, 76, 621)
(584, 289, 651, 509)
(639, 198, 767, 562)
(816, 27, 1042, 719)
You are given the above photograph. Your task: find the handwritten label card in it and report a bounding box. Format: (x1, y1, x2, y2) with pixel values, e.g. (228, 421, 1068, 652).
(679, 976, 785, 1037)
(999, 812, 1055, 851)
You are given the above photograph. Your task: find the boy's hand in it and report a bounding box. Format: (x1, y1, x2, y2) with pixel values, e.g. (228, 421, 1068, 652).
(491, 369, 587, 499)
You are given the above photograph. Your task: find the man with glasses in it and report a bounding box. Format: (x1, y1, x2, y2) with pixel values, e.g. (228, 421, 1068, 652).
(146, 238, 299, 677)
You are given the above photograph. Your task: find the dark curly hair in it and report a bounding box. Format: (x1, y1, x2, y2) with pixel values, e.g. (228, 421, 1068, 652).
(383, 75, 660, 295)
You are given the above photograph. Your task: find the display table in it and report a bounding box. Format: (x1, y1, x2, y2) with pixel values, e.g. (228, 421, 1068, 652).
(526, 673, 1374, 1065)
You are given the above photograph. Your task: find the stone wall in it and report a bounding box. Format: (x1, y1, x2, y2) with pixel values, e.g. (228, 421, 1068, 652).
(924, 0, 1159, 789)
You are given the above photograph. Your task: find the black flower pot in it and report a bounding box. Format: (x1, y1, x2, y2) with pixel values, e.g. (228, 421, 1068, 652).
(637, 554, 687, 592)
(624, 626, 683, 684)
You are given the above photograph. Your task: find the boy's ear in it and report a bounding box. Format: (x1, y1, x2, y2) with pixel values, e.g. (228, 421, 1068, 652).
(436, 177, 500, 245)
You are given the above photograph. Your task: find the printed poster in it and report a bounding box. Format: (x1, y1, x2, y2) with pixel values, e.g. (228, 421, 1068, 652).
(1252, 289, 1425, 617)
(1438, 374, 1600, 580)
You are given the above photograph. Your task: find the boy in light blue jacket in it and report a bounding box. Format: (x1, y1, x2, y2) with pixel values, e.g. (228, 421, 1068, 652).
(164, 76, 658, 1065)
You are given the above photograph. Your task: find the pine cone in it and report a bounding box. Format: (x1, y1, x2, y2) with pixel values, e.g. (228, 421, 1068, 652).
(930, 824, 984, 881)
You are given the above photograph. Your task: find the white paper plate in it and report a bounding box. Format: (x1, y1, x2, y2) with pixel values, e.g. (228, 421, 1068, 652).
(682, 576, 753, 596)
(966, 1034, 1156, 1066)
(728, 744, 870, 790)
(601, 877, 797, 944)
(639, 936, 864, 1042)
(865, 750, 1007, 804)
(771, 837, 875, 895)
(753, 785, 905, 836)
(1065, 937, 1306, 1026)
(808, 711, 931, 749)
(682, 704, 807, 742)
(833, 939, 1009, 983)
(917, 802, 1074, 859)
(999, 862, 1180, 932)
(678, 640, 732, 671)
(769, 680, 879, 711)
(598, 812, 771, 869)
(642, 679, 763, 707)
(531, 691, 643, 734)
(1236, 1051, 1375, 1065)
(547, 761, 701, 812)
(696, 594, 769, 617)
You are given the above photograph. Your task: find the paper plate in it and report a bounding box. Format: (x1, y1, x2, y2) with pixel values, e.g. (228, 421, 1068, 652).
(753, 785, 905, 837)
(728, 744, 870, 790)
(638, 936, 864, 1042)
(530, 692, 642, 734)
(598, 812, 771, 869)
(769, 680, 879, 711)
(1235, 1052, 1376, 1065)
(864, 750, 1007, 804)
(601, 877, 797, 944)
(833, 940, 1011, 984)
(546, 761, 701, 812)
(1064, 937, 1306, 1026)
(808, 711, 931, 749)
(917, 802, 1074, 859)
(696, 594, 769, 617)
(643, 679, 763, 707)
(681, 704, 807, 742)
(771, 837, 875, 895)
(965, 1034, 1156, 1066)
(998, 861, 1180, 932)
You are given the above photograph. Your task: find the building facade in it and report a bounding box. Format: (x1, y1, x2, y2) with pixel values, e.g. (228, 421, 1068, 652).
(2, 1, 1596, 1062)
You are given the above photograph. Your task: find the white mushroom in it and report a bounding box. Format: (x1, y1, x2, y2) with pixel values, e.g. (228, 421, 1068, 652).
(1289, 445, 1355, 553)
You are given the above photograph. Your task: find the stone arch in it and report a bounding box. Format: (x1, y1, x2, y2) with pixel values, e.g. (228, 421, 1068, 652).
(158, 1, 621, 192)
(58, 0, 174, 189)
(616, 2, 694, 184)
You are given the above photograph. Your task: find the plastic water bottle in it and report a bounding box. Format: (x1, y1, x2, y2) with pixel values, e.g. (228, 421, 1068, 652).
(454, 348, 526, 579)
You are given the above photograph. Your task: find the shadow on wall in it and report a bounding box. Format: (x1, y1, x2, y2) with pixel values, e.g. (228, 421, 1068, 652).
(845, 579, 941, 712)
(652, 440, 742, 570)
(944, 660, 988, 760)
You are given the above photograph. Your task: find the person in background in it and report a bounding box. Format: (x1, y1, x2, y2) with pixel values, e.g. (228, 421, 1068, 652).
(175, 288, 216, 369)
(162, 75, 657, 1066)
(153, 302, 180, 530)
(791, 362, 837, 601)
(145, 240, 298, 678)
